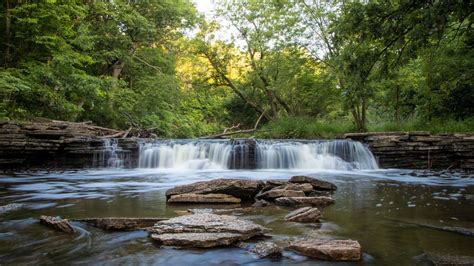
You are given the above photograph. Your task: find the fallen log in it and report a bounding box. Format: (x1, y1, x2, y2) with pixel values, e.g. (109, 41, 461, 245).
(73, 217, 167, 231)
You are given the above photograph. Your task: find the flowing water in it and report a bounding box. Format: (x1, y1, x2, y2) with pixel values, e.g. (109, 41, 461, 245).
(1, 139, 473, 265)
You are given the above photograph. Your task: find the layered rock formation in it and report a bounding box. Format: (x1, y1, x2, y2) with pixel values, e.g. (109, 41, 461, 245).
(344, 132, 474, 170)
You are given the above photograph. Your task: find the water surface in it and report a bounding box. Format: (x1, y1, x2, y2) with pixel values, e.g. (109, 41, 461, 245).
(1, 168, 473, 265)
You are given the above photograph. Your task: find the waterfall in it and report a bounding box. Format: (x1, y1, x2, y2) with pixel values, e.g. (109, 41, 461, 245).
(255, 140, 378, 170)
(136, 139, 378, 170)
(93, 139, 129, 168)
(138, 140, 234, 169)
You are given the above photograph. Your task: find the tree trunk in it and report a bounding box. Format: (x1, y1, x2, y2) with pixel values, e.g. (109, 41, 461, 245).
(395, 85, 400, 126)
(4, 0, 11, 67)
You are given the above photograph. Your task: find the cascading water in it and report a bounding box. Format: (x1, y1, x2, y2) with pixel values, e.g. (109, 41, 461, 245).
(93, 139, 129, 168)
(136, 139, 378, 170)
(138, 140, 234, 169)
(256, 140, 378, 170)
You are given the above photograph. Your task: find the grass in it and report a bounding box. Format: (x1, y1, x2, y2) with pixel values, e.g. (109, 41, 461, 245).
(252, 116, 474, 139)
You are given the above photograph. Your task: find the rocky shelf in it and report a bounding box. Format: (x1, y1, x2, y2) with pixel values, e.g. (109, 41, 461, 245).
(343, 132, 474, 170)
(0, 120, 473, 170)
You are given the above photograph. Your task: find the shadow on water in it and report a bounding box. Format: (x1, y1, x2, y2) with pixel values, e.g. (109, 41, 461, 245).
(0, 168, 473, 265)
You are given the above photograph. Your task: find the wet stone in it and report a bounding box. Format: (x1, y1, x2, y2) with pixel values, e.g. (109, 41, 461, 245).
(275, 196, 335, 207)
(284, 207, 321, 223)
(0, 203, 25, 214)
(288, 239, 362, 261)
(168, 193, 242, 204)
(249, 241, 283, 259)
(256, 189, 305, 200)
(165, 179, 264, 201)
(39, 215, 75, 234)
(148, 214, 269, 248)
(288, 176, 337, 191)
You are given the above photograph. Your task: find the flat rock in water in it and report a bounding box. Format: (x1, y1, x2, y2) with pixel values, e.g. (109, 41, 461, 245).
(288, 239, 362, 261)
(275, 196, 335, 207)
(250, 241, 283, 258)
(288, 176, 337, 191)
(75, 217, 166, 231)
(168, 193, 241, 204)
(285, 207, 321, 223)
(166, 179, 264, 201)
(149, 213, 269, 248)
(151, 232, 244, 248)
(0, 203, 25, 214)
(275, 183, 314, 193)
(257, 189, 305, 200)
(39, 215, 75, 234)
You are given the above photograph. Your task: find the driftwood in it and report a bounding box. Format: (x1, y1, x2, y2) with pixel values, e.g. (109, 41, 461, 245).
(389, 218, 474, 237)
(201, 112, 265, 139)
(73, 217, 166, 231)
(32, 117, 156, 138)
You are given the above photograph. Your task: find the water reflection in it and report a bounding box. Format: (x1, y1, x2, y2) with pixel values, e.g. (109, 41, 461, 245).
(0, 169, 473, 265)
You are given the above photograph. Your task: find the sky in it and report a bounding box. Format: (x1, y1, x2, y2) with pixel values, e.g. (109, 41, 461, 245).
(193, 0, 216, 19)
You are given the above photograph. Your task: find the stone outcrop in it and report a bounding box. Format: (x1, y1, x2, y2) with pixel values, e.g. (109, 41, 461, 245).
(0, 121, 138, 169)
(344, 132, 474, 170)
(284, 207, 321, 223)
(288, 176, 337, 191)
(165, 179, 264, 201)
(148, 214, 269, 248)
(275, 196, 335, 207)
(74, 217, 166, 231)
(39, 215, 75, 234)
(288, 239, 362, 261)
(168, 193, 242, 204)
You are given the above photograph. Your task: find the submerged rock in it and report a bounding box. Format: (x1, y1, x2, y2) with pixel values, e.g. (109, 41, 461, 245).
(275, 196, 335, 207)
(75, 217, 166, 231)
(288, 239, 362, 261)
(256, 189, 305, 200)
(39, 215, 75, 234)
(168, 193, 241, 204)
(288, 176, 337, 191)
(166, 179, 264, 201)
(252, 199, 270, 208)
(250, 241, 283, 258)
(284, 207, 321, 223)
(0, 203, 25, 214)
(149, 213, 269, 248)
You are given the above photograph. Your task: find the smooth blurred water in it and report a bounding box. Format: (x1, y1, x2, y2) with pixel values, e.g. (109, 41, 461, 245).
(0, 168, 473, 265)
(135, 139, 378, 170)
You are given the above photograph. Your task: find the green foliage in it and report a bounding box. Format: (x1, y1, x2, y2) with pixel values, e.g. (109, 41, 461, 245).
(0, 0, 472, 137)
(257, 117, 355, 139)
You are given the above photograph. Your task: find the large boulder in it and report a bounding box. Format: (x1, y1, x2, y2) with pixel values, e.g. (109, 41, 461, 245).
(288, 176, 337, 191)
(284, 207, 321, 223)
(275, 196, 335, 207)
(166, 179, 264, 201)
(149, 213, 269, 248)
(168, 193, 241, 204)
(256, 189, 305, 200)
(288, 239, 362, 261)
